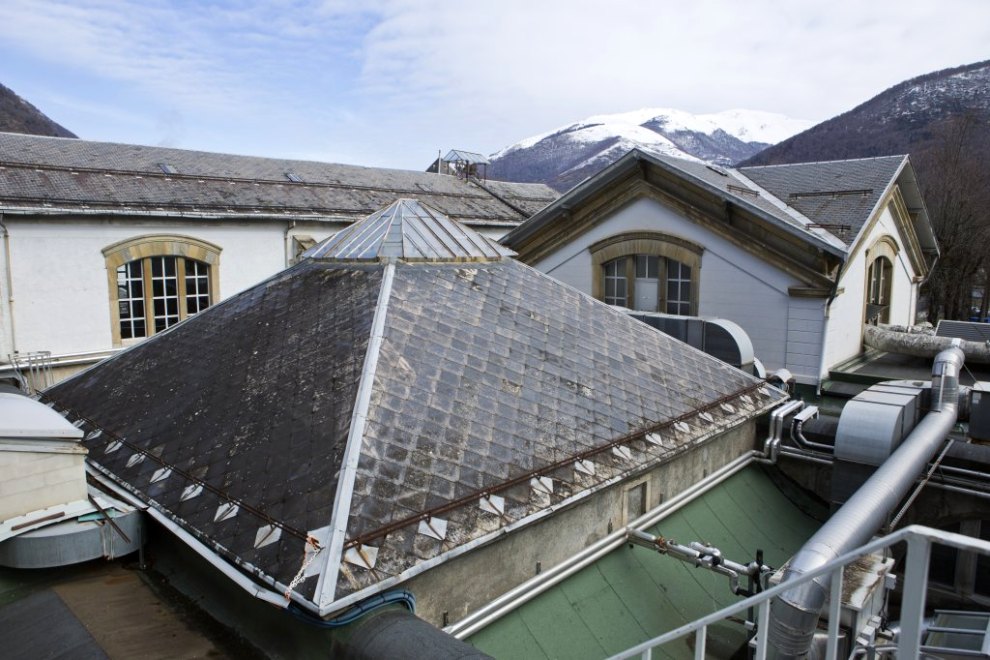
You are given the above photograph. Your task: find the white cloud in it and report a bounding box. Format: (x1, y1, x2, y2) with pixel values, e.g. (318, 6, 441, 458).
(2, 0, 989, 168)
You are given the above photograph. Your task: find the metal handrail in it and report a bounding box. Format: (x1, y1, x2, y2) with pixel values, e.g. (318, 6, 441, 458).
(610, 525, 990, 660)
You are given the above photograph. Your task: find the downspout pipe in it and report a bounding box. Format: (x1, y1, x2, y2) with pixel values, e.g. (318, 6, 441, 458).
(767, 342, 965, 659)
(0, 213, 15, 354)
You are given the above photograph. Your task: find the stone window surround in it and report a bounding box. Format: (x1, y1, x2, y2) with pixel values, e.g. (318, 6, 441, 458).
(864, 235, 898, 324)
(590, 231, 703, 316)
(103, 234, 221, 346)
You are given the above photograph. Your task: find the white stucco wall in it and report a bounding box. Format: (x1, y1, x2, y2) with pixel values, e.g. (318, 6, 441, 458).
(0, 216, 514, 364)
(0, 217, 349, 359)
(530, 197, 825, 381)
(824, 204, 920, 371)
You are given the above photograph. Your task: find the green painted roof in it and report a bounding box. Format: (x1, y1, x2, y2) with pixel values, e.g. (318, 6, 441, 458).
(468, 466, 823, 659)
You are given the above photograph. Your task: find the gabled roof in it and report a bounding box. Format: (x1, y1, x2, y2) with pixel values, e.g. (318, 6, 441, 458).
(503, 150, 938, 287)
(305, 199, 514, 261)
(43, 201, 782, 616)
(503, 150, 848, 260)
(0, 132, 557, 226)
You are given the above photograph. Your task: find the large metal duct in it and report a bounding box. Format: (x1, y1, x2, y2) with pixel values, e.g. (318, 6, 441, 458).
(864, 324, 990, 364)
(766, 343, 965, 659)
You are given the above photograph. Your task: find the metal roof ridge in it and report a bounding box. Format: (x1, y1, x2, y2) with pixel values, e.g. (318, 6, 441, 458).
(314, 261, 396, 609)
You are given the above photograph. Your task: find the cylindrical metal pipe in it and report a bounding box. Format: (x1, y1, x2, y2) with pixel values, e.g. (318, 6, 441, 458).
(767, 344, 965, 658)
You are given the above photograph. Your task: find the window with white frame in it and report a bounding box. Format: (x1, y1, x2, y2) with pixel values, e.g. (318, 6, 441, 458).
(104, 235, 221, 345)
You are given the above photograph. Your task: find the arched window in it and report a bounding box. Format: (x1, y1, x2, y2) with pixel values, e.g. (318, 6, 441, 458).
(103, 235, 221, 345)
(865, 236, 898, 324)
(867, 257, 893, 323)
(591, 232, 703, 315)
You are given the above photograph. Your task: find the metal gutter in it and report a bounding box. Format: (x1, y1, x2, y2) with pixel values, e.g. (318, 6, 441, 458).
(144, 507, 288, 608)
(84, 465, 300, 610)
(0, 205, 521, 228)
(445, 450, 759, 639)
(320, 394, 782, 618)
(315, 261, 396, 611)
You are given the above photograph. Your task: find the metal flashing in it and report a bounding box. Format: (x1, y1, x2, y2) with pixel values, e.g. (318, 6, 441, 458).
(314, 262, 396, 608)
(180, 484, 203, 501)
(214, 503, 239, 522)
(479, 495, 506, 516)
(418, 518, 448, 541)
(254, 525, 282, 549)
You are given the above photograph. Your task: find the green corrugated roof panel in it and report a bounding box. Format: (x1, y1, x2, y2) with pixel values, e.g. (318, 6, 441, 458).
(468, 466, 823, 659)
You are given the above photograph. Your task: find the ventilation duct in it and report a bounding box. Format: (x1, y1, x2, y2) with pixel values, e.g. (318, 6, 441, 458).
(626, 312, 755, 374)
(767, 343, 965, 658)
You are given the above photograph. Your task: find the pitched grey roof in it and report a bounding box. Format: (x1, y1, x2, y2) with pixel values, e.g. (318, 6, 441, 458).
(739, 155, 907, 245)
(0, 132, 557, 226)
(645, 154, 848, 251)
(42, 200, 782, 616)
(306, 199, 514, 261)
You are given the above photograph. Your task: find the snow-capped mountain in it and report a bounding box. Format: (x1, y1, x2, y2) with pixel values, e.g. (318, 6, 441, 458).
(488, 108, 812, 192)
(742, 59, 990, 166)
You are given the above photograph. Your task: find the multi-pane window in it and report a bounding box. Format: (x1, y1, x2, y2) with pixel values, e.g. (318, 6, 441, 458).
(666, 260, 692, 315)
(185, 259, 211, 315)
(603, 258, 628, 306)
(116, 256, 211, 339)
(117, 261, 146, 339)
(867, 256, 893, 323)
(602, 255, 694, 315)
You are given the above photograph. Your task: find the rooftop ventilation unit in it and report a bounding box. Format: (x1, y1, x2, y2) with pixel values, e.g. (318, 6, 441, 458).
(971, 382, 990, 442)
(625, 311, 756, 375)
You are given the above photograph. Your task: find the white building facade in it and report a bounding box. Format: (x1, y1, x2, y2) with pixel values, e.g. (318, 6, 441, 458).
(502, 151, 937, 387)
(0, 132, 558, 385)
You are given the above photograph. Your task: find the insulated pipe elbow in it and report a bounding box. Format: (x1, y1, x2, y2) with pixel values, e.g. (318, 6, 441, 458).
(767, 344, 964, 659)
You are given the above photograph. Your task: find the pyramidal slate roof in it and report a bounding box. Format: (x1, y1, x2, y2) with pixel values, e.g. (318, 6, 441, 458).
(43, 200, 784, 617)
(305, 198, 515, 261)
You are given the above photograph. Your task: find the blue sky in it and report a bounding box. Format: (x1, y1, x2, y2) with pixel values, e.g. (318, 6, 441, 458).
(2, 0, 989, 170)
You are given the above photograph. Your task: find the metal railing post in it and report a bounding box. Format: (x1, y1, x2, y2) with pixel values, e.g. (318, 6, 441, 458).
(826, 566, 843, 659)
(898, 534, 931, 657)
(755, 600, 770, 659)
(694, 625, 706, 659)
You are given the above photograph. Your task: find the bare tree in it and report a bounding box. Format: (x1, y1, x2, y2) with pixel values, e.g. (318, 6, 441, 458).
(918, 113, 990, 322)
